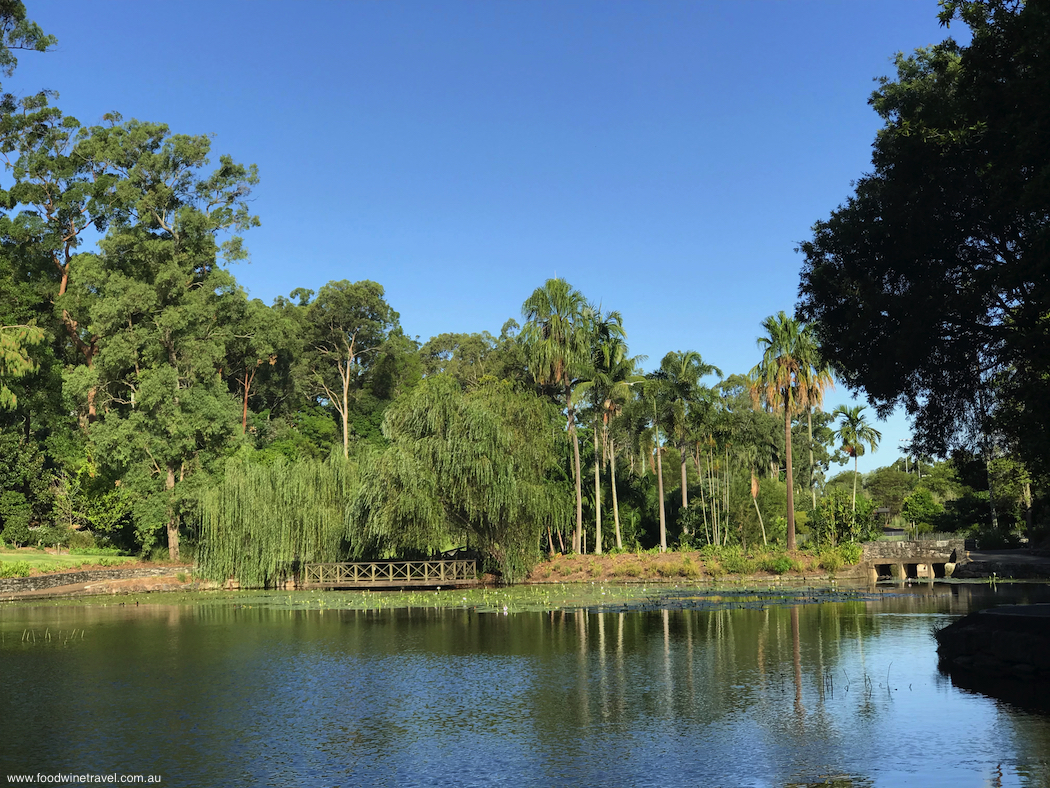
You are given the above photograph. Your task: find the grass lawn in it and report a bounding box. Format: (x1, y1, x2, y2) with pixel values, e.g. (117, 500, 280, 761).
(0, 549, 137, 573)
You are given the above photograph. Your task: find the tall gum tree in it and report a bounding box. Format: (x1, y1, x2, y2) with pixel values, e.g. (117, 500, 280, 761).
(68, 119, 259, 560)
(301, 280, 399, 459)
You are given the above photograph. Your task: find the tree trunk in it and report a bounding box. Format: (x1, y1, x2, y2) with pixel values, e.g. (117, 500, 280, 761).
(785, 405, 796, 551)
(695, 445, 709, 544)
(241, 366, 256, 435)
(593, 424, 602, 555)
(568, 401, 583, 553)
(752, 473, 767, 546)
(680, 448, 689, 510)
(610, 431, 623, 550)
(807, 408, 816, 510)
(655, 424, 667, 552)
(342, 373, 350, 459)
(852, 455, 858, 514)
(1023, 480, 1033, 538)
(984, 446, 1000, 531)
(166, 466, 180, 561)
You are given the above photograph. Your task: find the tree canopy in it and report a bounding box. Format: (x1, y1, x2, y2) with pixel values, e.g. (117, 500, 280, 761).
(798, 0, 1050, 474)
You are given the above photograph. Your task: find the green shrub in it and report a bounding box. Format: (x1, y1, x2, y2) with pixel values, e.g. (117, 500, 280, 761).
(839, 542, 863, 565)
(721, 552, 756, 575)
(679, 556, 700, 578)
(0, 560, 32, 578)
(612, 561, 642, 578)
(0, 491, 32, 547)
(762, 555, 795, 575)
(67, 531, 97, 550)
(69, 545, 125, 557)
(656, 561, 681, 578)
(818, 550, 843, 572)
(705, 558, 724, 579)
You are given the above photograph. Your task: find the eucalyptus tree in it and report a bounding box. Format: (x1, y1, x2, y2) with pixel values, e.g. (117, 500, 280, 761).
(832, 404, 882, 513)
(521, 278, 592, 553)
(224, 296, 298, 434)
(658, 350, 722, 511)
(301, 280, 399, 459)
(66, 119, 259, 559)
(750, 312, 809, 550)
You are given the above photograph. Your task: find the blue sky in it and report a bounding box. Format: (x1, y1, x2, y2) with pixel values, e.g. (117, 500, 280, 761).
(15, 1, 962, 473)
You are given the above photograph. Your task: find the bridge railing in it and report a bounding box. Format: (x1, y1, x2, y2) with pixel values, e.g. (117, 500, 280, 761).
(302, 559, 478, 587)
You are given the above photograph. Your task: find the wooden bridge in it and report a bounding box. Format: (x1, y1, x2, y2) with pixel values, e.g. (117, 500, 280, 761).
(301, 559, 479, 589)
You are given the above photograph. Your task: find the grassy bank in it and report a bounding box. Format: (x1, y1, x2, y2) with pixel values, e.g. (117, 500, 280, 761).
(526, 544, 863, 584)
(0, 548, 139, 578)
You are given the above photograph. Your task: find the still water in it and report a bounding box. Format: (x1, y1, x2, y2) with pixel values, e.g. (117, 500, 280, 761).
(2, 583, 1049, 787)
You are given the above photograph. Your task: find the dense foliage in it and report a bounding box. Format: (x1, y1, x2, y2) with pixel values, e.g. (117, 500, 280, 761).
(1, 2, 1046, 582)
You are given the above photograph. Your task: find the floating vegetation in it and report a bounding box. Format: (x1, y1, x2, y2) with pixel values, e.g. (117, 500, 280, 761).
(8, 581, 886, 615)
(571, 585, 885, 615)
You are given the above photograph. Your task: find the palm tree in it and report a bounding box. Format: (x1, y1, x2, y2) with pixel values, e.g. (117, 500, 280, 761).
(832, 404, 882, 513)
(795, 325, 835, 509)
(749, 311, 807, 551)
(521, 279, 592, 553)
(644, 375, 670, 551)
(659, 351, 722, 512)
(577, 327, 644, 552)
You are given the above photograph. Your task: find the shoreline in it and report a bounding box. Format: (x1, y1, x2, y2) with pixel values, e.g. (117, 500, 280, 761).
(3, 547, 1049, 605)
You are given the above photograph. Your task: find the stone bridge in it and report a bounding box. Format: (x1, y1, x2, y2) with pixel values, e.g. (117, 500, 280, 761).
(861, 538, 968, 582)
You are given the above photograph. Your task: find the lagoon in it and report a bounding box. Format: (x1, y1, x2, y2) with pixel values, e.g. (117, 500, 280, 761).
(2, 582, 1050, 787)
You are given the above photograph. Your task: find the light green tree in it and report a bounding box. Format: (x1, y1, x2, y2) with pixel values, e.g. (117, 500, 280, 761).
(349, 376, 571, 581)
(0, 323, 43, 408)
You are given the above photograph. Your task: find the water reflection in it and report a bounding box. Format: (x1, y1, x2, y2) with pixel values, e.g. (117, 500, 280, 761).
(2, 585, 1049, 786)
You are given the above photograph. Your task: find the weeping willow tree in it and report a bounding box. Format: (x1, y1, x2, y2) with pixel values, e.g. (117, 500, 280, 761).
(349, 375, 571, 582)
(198, 451, 357, 587)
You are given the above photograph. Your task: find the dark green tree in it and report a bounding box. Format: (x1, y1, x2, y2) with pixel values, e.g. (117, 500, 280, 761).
(798, 0, 1050, 476)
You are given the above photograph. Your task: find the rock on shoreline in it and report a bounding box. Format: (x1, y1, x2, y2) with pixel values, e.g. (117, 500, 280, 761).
(935, 604, 1050, 680)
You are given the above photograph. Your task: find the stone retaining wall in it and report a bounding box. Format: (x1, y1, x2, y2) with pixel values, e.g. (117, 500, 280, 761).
(0, 566, 186, 595)
(862, 539, 966, 563)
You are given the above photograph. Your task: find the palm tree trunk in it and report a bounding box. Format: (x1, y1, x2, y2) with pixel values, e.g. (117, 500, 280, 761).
(609, 429, 623, 550)
(593, 424, 602, 555)
(785, 405, 796, 551)
(708, 453, 718, 546)
(852, 454, 858, 514)
(807, 408, 816, 509)
(724, 444, 730, 544)
(680, 448, 689, 509)
(568, 400, 583, 553)
(655, 423, 667, 552)
(694, 445, 709, 543)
